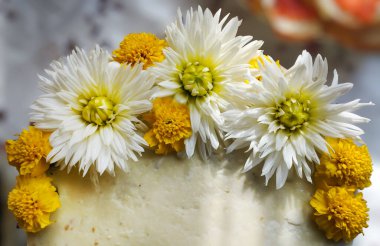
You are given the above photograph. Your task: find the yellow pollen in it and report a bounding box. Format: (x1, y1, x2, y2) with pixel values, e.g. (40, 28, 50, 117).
(310, 187, 368, 242)
(314, 138, 372, 190)
(181, 62, 214, 97)
(276, 97, 311, 131)
(82, 96, 115, 125)
(112, 33, 167, 69)
(143, 97, 192, 155)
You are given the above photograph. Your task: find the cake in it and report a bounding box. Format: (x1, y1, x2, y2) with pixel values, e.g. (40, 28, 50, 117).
(5, 6, 373, 245)
(28, 152, 339, 246)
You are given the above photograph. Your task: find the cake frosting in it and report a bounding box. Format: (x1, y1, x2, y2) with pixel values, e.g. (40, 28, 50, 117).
(27, 152, 338, 246)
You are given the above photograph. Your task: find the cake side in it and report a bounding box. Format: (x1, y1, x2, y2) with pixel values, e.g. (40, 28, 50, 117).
(27, 152, 338, 246)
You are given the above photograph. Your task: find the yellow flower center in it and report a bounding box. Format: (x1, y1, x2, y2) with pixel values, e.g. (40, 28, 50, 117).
(315, 138, 372, 189)
(144, 97, 192, 155)
(82, 96, 115, 125)
(276, 97, 311, 130)
(112, 33, 167, 69)
(181, 62, 214, 97)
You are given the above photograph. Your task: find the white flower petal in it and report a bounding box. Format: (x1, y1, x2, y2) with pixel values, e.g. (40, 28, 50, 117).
(159, 80, 181, 89)
(276, 162, 289, 189)
(185, 133, 197, 158)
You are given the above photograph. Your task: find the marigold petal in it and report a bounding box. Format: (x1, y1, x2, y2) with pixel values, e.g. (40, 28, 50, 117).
(144, 130, 159, 148)
(30, 159, 50, 177)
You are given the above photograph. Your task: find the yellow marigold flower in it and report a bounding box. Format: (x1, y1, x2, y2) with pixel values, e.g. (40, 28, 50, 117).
(8, 175, 60, 233)
(144, 97, 192, 155)
(112, 33, 167, 69)
(314, 138, 372, 190)
(6, 126, 51, 176)
(310, 187, 369, 242)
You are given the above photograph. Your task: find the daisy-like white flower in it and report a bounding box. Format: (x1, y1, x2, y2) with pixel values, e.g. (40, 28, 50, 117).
(223, 50, 372, 189)
(151, 6, 263, 159)
(31, 46, 154, 175)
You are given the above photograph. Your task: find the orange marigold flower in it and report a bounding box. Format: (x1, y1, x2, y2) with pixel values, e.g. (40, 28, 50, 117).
(144, 97, 192, 155)
(113, 33, 167, 69)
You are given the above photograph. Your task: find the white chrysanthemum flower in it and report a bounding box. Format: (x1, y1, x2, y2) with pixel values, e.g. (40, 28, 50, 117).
(31, 46, 154, 175)
(223, 50, 373, 189)
(151, 6, 263, 159)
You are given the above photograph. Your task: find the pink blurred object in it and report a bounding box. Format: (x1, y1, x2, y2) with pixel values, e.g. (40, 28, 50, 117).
(248, 0, 380, 50)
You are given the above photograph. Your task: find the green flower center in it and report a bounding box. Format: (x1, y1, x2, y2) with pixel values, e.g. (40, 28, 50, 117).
(276, 97, 310, 130)
(82, 96, 115, 125)
(181, 62, 213, 97)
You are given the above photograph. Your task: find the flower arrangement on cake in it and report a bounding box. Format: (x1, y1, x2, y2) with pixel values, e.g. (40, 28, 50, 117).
(4, 6, 374, 244)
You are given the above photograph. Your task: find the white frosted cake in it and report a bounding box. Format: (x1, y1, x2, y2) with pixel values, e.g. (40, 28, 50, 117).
(5, 6, 372, 246)
(27, 152, 338, 246)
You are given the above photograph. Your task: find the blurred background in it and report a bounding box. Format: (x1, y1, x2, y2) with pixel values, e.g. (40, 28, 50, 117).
(0, 0, 379, 245)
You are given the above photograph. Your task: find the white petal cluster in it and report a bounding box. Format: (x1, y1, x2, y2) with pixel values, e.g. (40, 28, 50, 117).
(31, 47, 154, 175)
(151, 6, 263, 159)
(223, 51, 372, 188)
